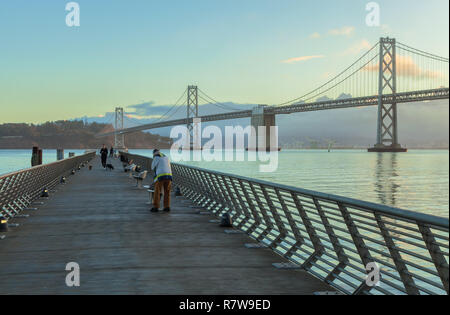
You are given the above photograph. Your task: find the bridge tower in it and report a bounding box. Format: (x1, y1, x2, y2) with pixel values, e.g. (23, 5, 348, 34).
(114, 107, 126, 150)
(187, 85, 200, 149)
(369, 37, 407, 152)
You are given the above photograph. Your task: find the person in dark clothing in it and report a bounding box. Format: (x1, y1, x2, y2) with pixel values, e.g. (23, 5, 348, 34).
(110, 147, 114, 157)
(100, 144, 108, 168)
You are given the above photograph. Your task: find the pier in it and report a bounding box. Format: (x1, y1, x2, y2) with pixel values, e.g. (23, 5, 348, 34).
(0, 152, 448, 295)
(0, 154, 332, 294)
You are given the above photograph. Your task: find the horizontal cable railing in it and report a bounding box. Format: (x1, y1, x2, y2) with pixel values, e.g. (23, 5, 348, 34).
(0, 152, 96, 219)
(121, 152, 449, 295)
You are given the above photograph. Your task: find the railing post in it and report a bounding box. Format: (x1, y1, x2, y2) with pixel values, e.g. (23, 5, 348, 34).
(313, 197, 349, 283)
(209, 173, 232, 215)
(249, 182, 276, 243)
(260, 186, 288, 248)
(199, 172, 219, 212)
(338, 203, 375, 295)
(237, 179, 263, 235)
(374, 213, 420, 295)
(291, 193, 324, 269)
(218, 175, 236, 214)
(418, 223, 449, 294)
(197, 171, 216, 208)
(275, 189, 305, 257)
(228, 178, 253, 230)
(224, 176, 248, 221)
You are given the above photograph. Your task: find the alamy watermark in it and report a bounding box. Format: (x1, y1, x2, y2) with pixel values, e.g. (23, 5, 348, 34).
(66, 2, 80, 27)
(65, 262, 80, 287)
(366, 262, 381, 287)
(169, 119, 279, 173)
(366, 2, 380, 27)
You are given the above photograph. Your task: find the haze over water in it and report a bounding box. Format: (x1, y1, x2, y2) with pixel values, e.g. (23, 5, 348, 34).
(2, 149, 447, 218)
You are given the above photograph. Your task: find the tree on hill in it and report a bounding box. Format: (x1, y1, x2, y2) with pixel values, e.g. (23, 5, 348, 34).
(0, 120, 172, 149)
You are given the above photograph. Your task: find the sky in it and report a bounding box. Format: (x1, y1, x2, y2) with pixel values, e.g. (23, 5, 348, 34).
(0, 0, 449, 124)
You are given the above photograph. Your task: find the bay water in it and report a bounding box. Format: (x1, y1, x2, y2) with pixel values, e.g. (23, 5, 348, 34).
(0, 149, 448, 218)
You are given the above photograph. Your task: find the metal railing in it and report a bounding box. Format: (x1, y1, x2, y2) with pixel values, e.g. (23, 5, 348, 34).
(0, 152, 96, 219)
(121, 152, 449, 295)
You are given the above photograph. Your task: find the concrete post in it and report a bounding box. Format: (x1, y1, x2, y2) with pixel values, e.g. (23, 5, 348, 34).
(250, 105, 279, 151)
(57, 149, 64, 161)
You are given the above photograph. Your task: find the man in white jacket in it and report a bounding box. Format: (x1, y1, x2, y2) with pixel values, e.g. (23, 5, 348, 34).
(151, 149, 173, 212)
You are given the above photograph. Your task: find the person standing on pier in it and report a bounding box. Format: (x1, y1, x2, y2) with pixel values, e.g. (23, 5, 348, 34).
(150, 149, 173, 212)
(100, 144, 109, 168)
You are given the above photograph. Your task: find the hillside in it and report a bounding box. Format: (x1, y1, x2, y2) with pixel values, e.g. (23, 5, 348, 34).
(0, 121, 172, 149)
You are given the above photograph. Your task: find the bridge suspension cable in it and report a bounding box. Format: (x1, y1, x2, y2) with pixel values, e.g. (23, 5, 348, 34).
(152, 88, 187, 123)
(100, 112, 115, 127)
(198, 88, 244, 111)
(301, 53, 379, 104)
(275, 42, 380, 107)
(396, 42, 449, 93)
(120, 88, 188, 129)
(274, 39, 449, 109)
(122, 115, 141, 129)
(397, 42, 449, 63)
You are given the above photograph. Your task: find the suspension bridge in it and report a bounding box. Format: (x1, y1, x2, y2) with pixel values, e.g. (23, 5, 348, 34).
(98, 37, 449, 152)
(1, 38, 449, 296)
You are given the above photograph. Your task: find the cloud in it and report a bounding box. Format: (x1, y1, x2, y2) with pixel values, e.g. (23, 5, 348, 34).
(126, 101, 156, 117)
(309, 32, 321, 39)
(124, 101, 250, 121)
(282, 55, 325, 64)
(126, 101, 186, 119)
(397, 55, 445, 79)
(337, 93, 353, 100)
(363, 55, 445, 79)
(342, 39, 372, 55)
(316, 96, 332, 102)
(329, 26, 355, 36)
(125, 114, 162, 120)
(307, 27, 355, 40)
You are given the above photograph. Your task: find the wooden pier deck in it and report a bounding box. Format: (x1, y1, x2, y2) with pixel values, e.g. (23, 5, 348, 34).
(0, 157, 333, 295)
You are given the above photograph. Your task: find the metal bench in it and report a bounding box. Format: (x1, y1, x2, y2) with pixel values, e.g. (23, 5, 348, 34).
(125, 164, 137, 178)
(146, 188, 154, 205)
(133, 171, 148, 189)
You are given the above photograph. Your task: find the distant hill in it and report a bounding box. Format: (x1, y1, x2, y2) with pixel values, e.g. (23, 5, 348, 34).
(0, 121, 172, 149)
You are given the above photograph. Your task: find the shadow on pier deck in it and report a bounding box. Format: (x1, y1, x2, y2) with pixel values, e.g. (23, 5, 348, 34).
(0, 156, 332, 295)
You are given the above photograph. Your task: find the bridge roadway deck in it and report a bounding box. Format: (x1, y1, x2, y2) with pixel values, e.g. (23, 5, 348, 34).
(0, 156, 333, 295)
